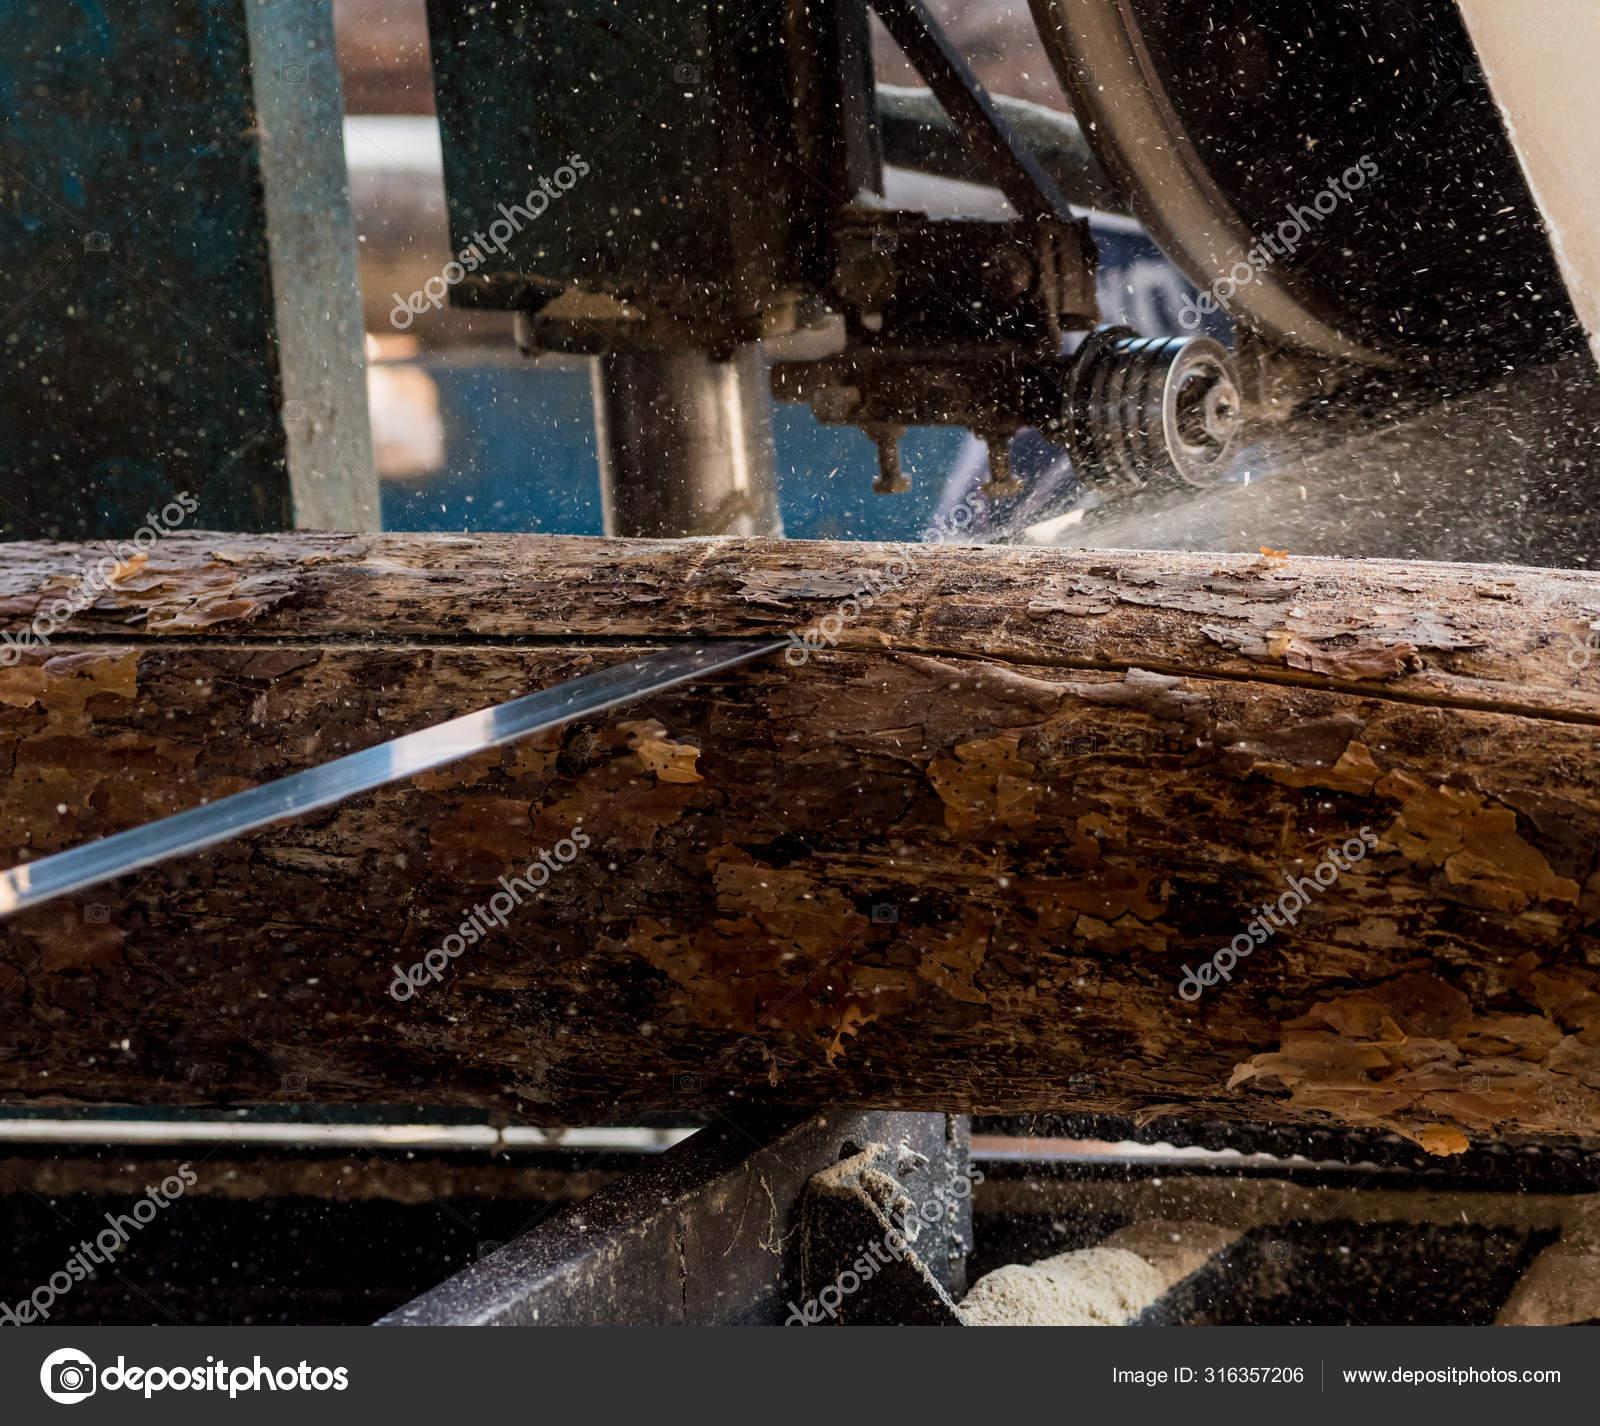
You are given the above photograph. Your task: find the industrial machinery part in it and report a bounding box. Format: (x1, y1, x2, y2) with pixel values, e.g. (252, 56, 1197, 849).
(967, 1127, 1600, 1327)
(591, 345, 784, 539)
(1054, 329, 1243, 492)
(873, 83, 1127, 219)
(0, 639, 783, 917)
(422, 0, 1587, 526)
(0, 0, 378, 539)
(769, 211, 1104, 497)
(427, 0, 817, 538)
(1030, 0, 1581, 371)
(794, 1140, 968, 1325)
(16, 1110, 1600, 1324)
(776, 316, 1242, 498)
(425, 0, 1232, 524)
(361, 1111, 1600, 1326)
(380, 1112, 970, 1326)
(868, 0, 1080, 226)
(1456, 1, 1600, 370)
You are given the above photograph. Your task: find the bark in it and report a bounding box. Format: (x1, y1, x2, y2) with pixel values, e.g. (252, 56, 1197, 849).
(3, 531, 1600, 1150)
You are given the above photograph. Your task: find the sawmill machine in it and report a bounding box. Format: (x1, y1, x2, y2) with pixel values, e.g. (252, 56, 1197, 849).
(4, 0, 1600, 1334)
(4, 0, 1586, 544)
(422, 0, 1586, 539)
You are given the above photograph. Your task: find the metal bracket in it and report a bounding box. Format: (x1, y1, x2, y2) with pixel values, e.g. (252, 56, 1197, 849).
(870, 0, 1076, 224)
(380, 1111, 969, 1326)
(795, 1140, 969, 1325)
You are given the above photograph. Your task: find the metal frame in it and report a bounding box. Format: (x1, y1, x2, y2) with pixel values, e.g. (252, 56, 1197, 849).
(380, 1112, 969, 1327)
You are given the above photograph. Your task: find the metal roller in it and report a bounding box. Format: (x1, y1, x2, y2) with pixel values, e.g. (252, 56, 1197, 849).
(592, 344, 785, 539)
(1055, 329, 1243, 493)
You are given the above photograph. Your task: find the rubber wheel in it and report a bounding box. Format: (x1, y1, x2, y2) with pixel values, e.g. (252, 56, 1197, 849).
(1029, 0, 1581, 371)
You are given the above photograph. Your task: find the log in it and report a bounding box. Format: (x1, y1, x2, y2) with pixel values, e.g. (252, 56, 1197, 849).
(3, 531, 1600, 1149)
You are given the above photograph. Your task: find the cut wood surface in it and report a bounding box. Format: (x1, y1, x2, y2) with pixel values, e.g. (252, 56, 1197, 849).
(4, 531, 1600, 1149)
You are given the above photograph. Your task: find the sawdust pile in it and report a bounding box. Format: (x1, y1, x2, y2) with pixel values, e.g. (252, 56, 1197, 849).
(959, 1221, 1238, 1325)
(959, 1246, 1165, 1326)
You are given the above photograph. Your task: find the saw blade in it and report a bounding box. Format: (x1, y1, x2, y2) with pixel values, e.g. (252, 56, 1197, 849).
(0, 638, 785, 918)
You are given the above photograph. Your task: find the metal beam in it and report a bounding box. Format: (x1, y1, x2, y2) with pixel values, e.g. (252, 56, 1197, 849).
(380, 1112, 968, 1326)
(0, 0, 374, 540)
(244, 0, 379, 529)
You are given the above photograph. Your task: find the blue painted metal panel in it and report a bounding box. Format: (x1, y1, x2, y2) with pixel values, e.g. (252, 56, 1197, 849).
(0, 0, 292, 538)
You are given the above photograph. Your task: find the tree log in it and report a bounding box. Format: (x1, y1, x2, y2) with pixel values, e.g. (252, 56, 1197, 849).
(4, 531, 1600, 1149)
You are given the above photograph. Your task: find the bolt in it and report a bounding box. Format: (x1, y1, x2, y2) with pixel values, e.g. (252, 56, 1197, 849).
(868, 426, 909, 495)
(980, 437, 1023, 498)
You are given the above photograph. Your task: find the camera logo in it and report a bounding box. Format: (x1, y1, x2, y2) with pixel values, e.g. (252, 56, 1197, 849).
(41, 1349, 96, 1404)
